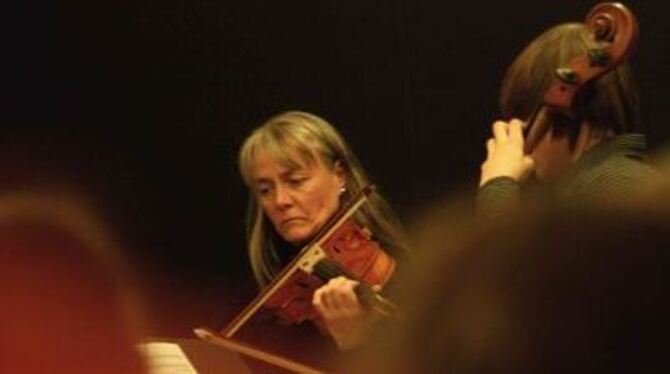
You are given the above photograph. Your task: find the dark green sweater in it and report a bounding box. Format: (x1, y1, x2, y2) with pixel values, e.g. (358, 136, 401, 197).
(477, 134, 655, 220)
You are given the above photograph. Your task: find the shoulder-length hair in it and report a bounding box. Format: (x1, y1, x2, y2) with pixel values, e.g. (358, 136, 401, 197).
(238, 111, 409, 287)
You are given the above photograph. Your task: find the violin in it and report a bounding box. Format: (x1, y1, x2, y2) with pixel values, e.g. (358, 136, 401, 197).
(223, 185, 397, 337)
(524, 2, 639, 153)
(193, 186, 395, 373)
(263, 217, 397, 325)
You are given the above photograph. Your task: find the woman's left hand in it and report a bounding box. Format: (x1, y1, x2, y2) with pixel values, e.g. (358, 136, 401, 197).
(480, 119, 535, 187)
(312, 276, 367, 350)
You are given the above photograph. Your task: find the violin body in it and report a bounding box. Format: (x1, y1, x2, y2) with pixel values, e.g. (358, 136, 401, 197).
(264, 218, 396, 325)
(321, 219, 396, 287)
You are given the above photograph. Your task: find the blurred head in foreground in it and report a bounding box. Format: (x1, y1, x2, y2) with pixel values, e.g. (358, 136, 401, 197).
(353, 193, 669, 374)
(0, 189, 146, 373)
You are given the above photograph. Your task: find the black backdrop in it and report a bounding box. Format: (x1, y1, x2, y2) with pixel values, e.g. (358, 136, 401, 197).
(5, 0, 670, 334)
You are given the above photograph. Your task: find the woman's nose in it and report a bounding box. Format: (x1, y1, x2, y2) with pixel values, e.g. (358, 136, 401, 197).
(273, 185, 294, 208)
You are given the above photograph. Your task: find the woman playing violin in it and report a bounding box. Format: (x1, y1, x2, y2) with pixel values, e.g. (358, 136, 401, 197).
(479, 7, 655, 218)
(237, 110, 408, 352)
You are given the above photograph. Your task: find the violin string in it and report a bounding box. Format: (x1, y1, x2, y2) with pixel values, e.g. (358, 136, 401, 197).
(313, 259, 347, 280)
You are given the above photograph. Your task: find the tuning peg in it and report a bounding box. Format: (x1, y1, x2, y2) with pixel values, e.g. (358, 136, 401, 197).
(555, 68, 579, 84)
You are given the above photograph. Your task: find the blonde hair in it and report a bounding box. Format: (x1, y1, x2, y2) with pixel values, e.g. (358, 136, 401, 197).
(239, 111, 408, 287)
(500, 23, 641, 135)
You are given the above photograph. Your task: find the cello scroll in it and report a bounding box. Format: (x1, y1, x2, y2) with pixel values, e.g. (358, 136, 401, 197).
(525, 2, 639, 153)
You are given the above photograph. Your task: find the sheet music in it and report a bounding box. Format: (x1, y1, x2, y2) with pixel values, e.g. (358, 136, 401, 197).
(138, 342, 198, 374)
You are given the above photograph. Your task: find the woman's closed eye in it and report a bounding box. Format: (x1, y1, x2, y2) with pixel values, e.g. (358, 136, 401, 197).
(288, 177, 308, 187)
(256, 183, 272, 197)
(286, 172, 309, 187)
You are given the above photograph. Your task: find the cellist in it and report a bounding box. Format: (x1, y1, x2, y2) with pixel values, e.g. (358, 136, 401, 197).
(478, 3, 655, 220)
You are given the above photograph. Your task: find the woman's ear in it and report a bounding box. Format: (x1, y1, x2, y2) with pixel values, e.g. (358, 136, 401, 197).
(333, 160, 348, 190)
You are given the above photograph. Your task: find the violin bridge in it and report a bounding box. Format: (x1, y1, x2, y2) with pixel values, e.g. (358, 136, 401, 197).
(297, 245, 327, 273)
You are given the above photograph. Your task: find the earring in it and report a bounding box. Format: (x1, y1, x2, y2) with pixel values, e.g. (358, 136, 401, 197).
(339, 185, 347, 194)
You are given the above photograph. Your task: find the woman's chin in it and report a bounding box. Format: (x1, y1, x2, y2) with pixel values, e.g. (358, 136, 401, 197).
(281, 228, 314, 246)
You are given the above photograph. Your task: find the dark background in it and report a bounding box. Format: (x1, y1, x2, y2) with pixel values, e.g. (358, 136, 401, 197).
(5, 0, 670, 335)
